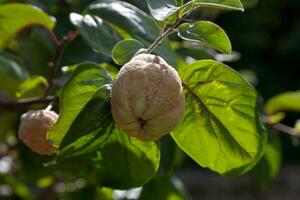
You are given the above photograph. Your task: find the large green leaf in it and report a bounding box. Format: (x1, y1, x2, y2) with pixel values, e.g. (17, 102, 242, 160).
(58, 86, 113, 155)
(0, 3, 55, 48)
(112, 39, 144, 65)
(87, 0, 176, 66)
(265, 91, 300, 114)
(47, 63, 112, 147)
(178, 21, 232, 54)
(70, 13, 121, 57)
(57, 126, 160, 189)
(0, 54, 28, 97)
(193, 0, 244, 11)
(172, 60, 265, 175)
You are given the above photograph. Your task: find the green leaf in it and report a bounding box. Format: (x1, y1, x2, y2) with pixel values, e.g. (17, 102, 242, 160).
(16, 76, 47, 98)
(0, 54, 27, 97)
(147, 0, 177, 22)
(87, 0, 176, 66)
(58, 86, 112, 154)
(250, 131, 282, 188)
(265, 91, 300, 114)
(147, 0, 193, 24)
(47, 62, 112, 147)
(112, 39, 144, 65)
(178, 21, 232, 54)
(139, 176, 190, 200)
(0, 3, 55, 49)
(193, 0, 244, 11)
(171, 60, 265, 175)
(57, 126, 160, 189)
(70, 13, 121, 57)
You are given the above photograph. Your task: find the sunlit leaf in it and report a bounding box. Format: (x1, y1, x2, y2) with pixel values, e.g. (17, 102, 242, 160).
(0, 3, 55, 48)
(178, 21, 231, 54)
(47, 63, 113, 147)
(172, 60, 266, 175)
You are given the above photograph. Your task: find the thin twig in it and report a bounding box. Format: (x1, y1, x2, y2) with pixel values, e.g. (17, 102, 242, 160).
(0, 96, 58, 111)
(263, 115, 300, 137)
(146, 8, 193, 54)
(146, 26, 175, 54)
(45, 30, 79, 96)
(270, 123, 300, 137)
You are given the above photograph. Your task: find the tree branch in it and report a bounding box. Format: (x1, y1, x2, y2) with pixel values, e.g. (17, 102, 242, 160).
(270, 123, 300, 137)
(0, 96, 58, 112)
(45, 30, 79, 96)
(146, 9, 193, 54)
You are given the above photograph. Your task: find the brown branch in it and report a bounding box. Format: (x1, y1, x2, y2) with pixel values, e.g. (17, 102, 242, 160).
(270, 123, 300, 137)
(0, 96, 58, 112)
(45, 30, 79, 96)
(146, 7, 193, 54)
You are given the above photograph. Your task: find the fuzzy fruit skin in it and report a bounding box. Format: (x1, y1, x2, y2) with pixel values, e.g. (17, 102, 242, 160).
(18, 110, 58, 155)
(111, 54, 185, 141)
